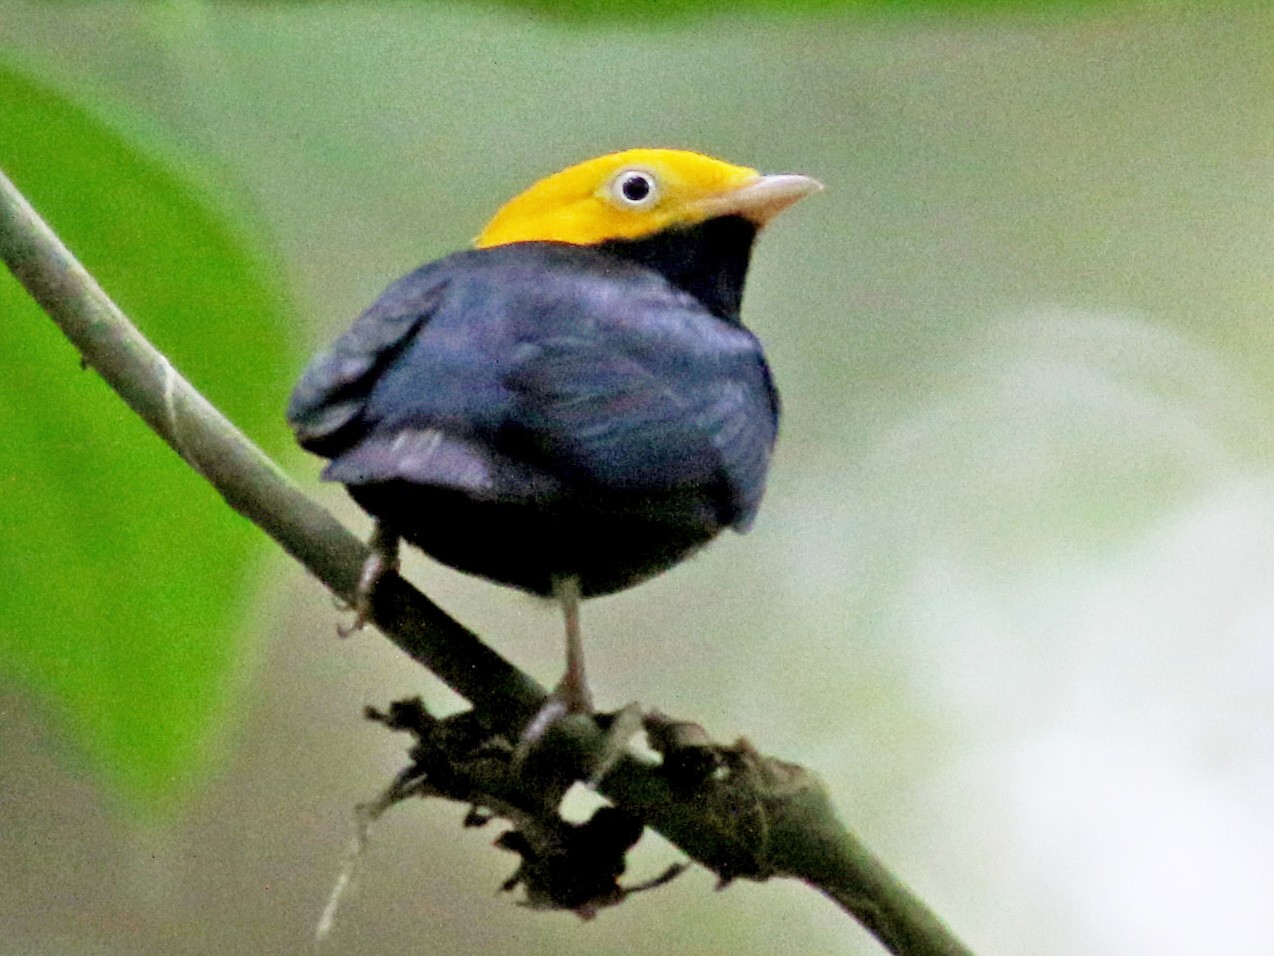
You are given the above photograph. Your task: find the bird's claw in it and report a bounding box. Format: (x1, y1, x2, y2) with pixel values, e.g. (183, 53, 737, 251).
(338, 525, 400, 637)
(513, 694, 643, 789)
(517, 694, 575, 755)
(512, 677, 589, 776)
(336, 593, 374, 638)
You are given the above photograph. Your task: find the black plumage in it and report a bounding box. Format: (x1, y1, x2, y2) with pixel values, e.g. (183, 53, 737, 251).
(288, 215, 778, 599)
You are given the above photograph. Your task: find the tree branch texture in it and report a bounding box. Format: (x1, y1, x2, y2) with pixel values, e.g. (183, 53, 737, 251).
(0, 166, 975, 956)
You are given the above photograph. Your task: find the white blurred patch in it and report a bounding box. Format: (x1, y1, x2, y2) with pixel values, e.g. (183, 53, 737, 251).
(864, 309, 1261, 560)
(909, 478, 1274, 955)
(778, 310, 1274, 955)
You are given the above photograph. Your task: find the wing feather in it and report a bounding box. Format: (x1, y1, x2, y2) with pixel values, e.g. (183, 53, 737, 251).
(290, 244, 778, 529)
(286, 273, 448, 454)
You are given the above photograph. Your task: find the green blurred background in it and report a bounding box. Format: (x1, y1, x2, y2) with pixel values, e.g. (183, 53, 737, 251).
(2, 2, 1274, 954)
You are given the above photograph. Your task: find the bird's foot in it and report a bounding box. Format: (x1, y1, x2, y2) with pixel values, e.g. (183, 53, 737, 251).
(514, 673, 589, 778)
(513, 575, 640, 785)
(519, 672, 593, 750)
(514, 686, 642, 788)
(338, 524, 400, 637)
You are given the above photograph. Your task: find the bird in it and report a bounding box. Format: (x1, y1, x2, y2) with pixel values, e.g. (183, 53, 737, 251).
(287, 148, 820, 742)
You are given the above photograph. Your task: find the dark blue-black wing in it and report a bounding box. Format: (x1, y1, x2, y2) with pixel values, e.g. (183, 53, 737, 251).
(289, 244, 778, 530)
(500, 271, 778, 529)
(286, 264, 450, 457)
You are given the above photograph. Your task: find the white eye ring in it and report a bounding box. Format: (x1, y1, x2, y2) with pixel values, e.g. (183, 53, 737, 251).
(609, 169, 659, 209)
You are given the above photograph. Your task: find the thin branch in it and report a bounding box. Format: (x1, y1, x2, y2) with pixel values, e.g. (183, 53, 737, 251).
(0, 166, 975, 956)
(0, 168, 542, 721)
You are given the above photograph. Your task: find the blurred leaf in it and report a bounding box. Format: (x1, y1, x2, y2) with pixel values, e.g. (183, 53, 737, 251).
(0, 61, 295, 812)
(225, 0, 1115, 18)
(486, 0, 1110, 16)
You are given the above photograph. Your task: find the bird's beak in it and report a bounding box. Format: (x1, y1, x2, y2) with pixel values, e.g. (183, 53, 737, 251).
(697, 173, 823, 226)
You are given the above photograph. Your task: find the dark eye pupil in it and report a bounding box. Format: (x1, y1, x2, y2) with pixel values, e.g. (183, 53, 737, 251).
(621, 174, 651, 202)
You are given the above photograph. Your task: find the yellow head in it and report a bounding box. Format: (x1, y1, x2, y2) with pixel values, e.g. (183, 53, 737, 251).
(475, 148, 821, 249)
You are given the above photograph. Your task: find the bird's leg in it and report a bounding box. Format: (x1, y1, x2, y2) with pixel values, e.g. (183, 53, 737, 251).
(340, 522, 400, 636)
(518, 577, 641, 785)
(520, 575, 592, 746)
(556, 574, 594, 714)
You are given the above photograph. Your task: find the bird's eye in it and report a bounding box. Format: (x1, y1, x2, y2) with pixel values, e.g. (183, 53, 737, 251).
(610, 170, 659, 208)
